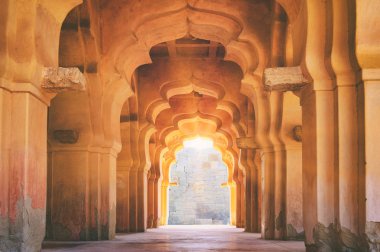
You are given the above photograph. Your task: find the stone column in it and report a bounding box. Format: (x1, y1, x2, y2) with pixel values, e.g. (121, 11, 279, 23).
(331, 0, 365, 249)
(261, 149, 275, 238)
(362, 69, 380, 250)
(337, 82, 362, 249)
(238, 168, 245, 228)
(128, 119, 141, 232)
(48, 145, 117, 240)
(0, 82, 49, 251)
(153, 170, 160, 228)
(116, 122, 132, 232)
(152, 146, 162, 228)
(147, 170, 155, 229)
(242, 149, 260, 233)
(282, 92, 303, 240)
(147, 141, 156, 229)
(128, 168, 148, 232)
(46, 68, 117, 240)
(264, 66, 308, 240)
(240, 149, 252, 231)
(252, 150, 261, 233)
(301, 86, 339, 251)
(270, 92, 287, 240)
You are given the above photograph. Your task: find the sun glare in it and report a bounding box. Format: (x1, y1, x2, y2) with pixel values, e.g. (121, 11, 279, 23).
(183, 137, 213, 150)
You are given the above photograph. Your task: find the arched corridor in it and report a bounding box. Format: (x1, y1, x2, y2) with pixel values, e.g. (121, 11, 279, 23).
(1, 1, 380, 252)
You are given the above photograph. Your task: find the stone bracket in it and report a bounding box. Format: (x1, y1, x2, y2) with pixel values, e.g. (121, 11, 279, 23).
(236, 137, 257, 149)
(264, 66, 309, 91)
(41, 67, 86, 93)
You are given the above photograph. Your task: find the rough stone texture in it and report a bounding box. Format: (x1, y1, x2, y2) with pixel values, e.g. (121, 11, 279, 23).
(366, 221, 380, 251)
(340, 226, 368, 251)
(41, 67, 86, 92)
(308, 223, 341, 252)
(287, 224, 305, 241)
(168, 147, 230, 225)
(0, 197, 45, 252)
(264, 66, 309, 91)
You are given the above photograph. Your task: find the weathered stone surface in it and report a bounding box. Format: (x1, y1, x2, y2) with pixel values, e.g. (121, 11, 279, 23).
(0, 197, 45, 252)
(340, 226, 368, 251)
(236, 137, 257, 149)
(366, 221, 380, 251)
(42, 67, 86, 92)
(264, 66, 309, 91)
(53, 130, 79, 144)
(287, 224, 305, 241)
(308, 223, 341, 252)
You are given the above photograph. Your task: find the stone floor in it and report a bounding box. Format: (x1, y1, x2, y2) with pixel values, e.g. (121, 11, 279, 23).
(42, 225, 306, 252)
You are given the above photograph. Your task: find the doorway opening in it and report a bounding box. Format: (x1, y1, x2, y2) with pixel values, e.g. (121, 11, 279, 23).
(168, 137, 230, 225)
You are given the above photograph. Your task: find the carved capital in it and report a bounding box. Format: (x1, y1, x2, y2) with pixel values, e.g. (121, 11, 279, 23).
(236, 137, 257, 149)
(42, 67, 86, 92)
(264, 66, 309, 91)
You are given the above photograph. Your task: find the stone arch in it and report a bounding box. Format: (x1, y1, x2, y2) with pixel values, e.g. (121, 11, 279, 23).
(99, 3, 270, 151)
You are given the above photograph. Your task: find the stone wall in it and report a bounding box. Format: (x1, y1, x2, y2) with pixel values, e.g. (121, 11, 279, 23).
(168, 147, 230, 225)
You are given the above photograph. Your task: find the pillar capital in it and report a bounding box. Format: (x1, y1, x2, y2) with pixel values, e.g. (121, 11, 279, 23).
(264, 66, 310, 92)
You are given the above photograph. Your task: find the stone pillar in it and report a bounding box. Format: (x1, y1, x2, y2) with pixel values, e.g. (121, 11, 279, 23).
(241, 148, 259, 233)
(0, 84, 49, 251)
(152, 146, 162, 228)
(261, 149, 275, 239)
(147, 141, 156, 229)
(153, 169, 160, 228)
(270, 92, 287, 240)
(268, 3, 287, 239)
(337, 82, 363, 249)
(136, 169, 148, 232)
(282, 92, 303, 240)
(264, 66, 309, 240)
(48, 146, 117, 240)
(116, 122, 132, 232)
(126, 95, 141, 232)
(46, 68, 117, 240)
(147, 170, 155, 229)
(241, 149, 252, 231)
(265, 66, 309, 241)
(247, 149, 259, 232)
(254, 151, 262, 233)
(362, 69, 380, 250)
(301, 87, 339, 251)
(331, 0, 366, 249)
(238, 168, 245, 228)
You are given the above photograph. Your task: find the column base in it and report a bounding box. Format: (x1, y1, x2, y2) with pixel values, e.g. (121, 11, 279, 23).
(366, 222, 380, 251)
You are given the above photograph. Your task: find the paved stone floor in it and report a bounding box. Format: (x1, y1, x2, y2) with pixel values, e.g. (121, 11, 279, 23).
(42, 225, 306, 252)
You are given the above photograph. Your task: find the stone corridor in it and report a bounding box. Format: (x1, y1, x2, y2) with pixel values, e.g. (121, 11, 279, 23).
(42, 226, 305, 252)
(1, 0, 380, 251)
